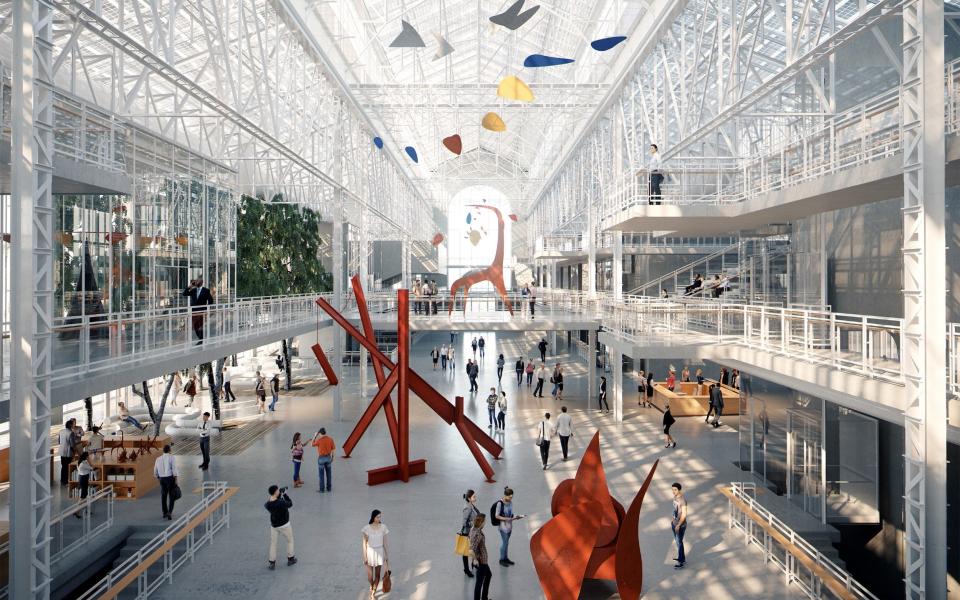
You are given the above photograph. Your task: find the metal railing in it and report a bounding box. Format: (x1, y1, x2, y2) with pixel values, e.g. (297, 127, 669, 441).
(0, 487, 115, 600)
(76, 481, 236, 600)
(721, 482, 878, 600)
(627, 242, 741, 296)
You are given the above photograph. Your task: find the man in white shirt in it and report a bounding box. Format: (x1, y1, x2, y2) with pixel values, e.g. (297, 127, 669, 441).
(154, 444, 179, 519)
(58, 419, 75, 486)
(648, 143, 663, 205)
(535, 412, 556, 470)
(534, 363, 548, 398)
(556, 406, 574, 461)
(198, 412, 211, 470)
(222, 366, 236, 402)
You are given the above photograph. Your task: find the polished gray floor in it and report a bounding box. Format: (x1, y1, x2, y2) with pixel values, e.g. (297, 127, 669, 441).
(87, 331, 798, 599)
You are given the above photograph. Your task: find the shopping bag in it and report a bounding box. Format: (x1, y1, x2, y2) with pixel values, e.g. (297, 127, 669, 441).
(382, 570, 392, 593)
(454, 534, 472, 556)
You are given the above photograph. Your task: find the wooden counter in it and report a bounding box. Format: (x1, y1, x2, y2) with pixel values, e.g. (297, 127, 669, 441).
(67, 449, 160, 500)
(651, 381, 742, 416)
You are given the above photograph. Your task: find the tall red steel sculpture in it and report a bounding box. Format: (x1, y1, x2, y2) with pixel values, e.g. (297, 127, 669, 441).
(530, 432, 659, 600)
(311, 276, 503, 485)
(448, 204, 513, 315)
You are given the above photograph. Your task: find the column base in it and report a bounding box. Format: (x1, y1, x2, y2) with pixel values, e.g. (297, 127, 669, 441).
(366, 459, 427, 485)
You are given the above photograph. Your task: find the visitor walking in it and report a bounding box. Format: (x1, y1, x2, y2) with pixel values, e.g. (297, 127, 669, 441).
(663, 403, 676, 448)
(670, 482, 688, 569)
(431, 346, 440, 370)
(497, 392, 507, 430)
(468, 359, 479, 392)
(458, 490, 480, 577)
(705, 383, 717, 423)
(362, 510, 390, 599)
(525, 360, 534, 387)
(74, 451, 94, 517)
(556, 406, 574, 461)
(183, 278, 214, 342)
(598, 376, 610, 413)
(486, 388, 498, 429)
(553, 365, 565, 400)
(646, 371, 655, 406)
(291, 432, 305, 487)
(637, 370, 647, 407)
(536, 412, 556, 469)
(534, 363, 547, 397)
(440, 344, 448, 370)
(538, 338, 548, 363)
(255, 371, 267, 413)
(184, 374, 198, 407)
(222, 366, 236, 402)
(311, 428, 335, 492)
(269, 372, 281, 411)
(478, 336, 486, 359)
(154, 444, 178, 520)
(265, 484, 297, 570)
(448, 345, 456, 371)
(496, 354, 505, 383)
(469, 514, 492, 600)
(695, 368, 704, 395)
(528, 285, 536, 318)
(198, 412, 212, 470)
(711, 384, 724, 428)
(494, 487, 524, 566)
(514, 358, 524, 386)
(471, 337, 478, 357)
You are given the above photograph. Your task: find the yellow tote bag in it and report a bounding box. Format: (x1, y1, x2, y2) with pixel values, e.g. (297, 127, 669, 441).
(454, 534, 472, 556)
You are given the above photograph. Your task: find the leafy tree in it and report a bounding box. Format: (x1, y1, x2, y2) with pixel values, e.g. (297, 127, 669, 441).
(236, 193, 332, 297)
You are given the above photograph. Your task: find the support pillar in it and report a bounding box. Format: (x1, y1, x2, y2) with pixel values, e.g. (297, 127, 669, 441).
(11, 1, 53, 597)
(331, 193, 345, 422)
(587, 329, 597, 410)
(613, 233, 623, 301)
(612, 348, 623, 423)
(901, 2, 947, 598)
(401, 239, 411, 289)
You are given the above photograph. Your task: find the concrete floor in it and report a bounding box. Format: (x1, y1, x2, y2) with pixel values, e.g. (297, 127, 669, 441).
(63, 331, 801, 599)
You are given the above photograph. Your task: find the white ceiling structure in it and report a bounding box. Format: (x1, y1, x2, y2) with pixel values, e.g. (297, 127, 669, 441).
(289, 0, 653, 209)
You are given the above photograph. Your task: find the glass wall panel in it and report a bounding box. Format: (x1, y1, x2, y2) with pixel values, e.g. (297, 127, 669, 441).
(825, 404, 880, 523)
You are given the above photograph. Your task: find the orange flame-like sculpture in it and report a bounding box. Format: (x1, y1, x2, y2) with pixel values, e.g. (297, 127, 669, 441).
(530, 432, 659, 600)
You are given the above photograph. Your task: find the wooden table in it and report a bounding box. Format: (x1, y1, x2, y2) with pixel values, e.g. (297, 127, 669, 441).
(651, 381, 742, 416)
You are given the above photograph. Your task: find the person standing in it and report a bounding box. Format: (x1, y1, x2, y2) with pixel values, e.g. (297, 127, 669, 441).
(646, 371, 655, 406)
(87, 426, 105, 456)
(556, 407, 574, 461)
(458, 490, 480, 577)
(222, 366, 236, 402)
(291, 433, 305, 487)
(695, 368, 705, 395)
(711, 385, 725, 428)
(486, 388, 498, 429)
(497, 392, 507, 430)
(478, 336, 486, 359)
(183, 278, 214, 342)
(255, 371, 267, 414)
(448, 345, 456, 371)
(681, 366, 690, 383)
(440, 344, 448, 370)
(524, 360, 534, 387)
(471, 337, 478, 357)
(496, 354, 505, 383)
(637, 370, 647, 407)
(362, 510, 390, 599)
(74, 451, 95, 517)
(413, 279, 423, 315)
(730, 368, 740, 389)
(670, 482, 688, 569)
(494, 487, 524, 566)
(666, 367, 676, 392)
(528, 285, 536, 318)
(311, 428, 336, 493)
(431, 346, 440, 371)
(470, 514, 492, 600)
(536, 412, 556, 469)
(648, 144, 664, 205)
(537, 338, 548, 363)
(534, 363, 547, 397)
(468, 359, 480, 392)
(514, 358, 524, 386)
(269, 372, 281, 411)
(265, 485, 297, 570)
(554, 365, 565, 400)
(719, 367, 730, 386)
(663, 403, 677, 448)
(198, 412, 212, 470)
(153, 444, 178, 520)
(598, 376, 610, 413)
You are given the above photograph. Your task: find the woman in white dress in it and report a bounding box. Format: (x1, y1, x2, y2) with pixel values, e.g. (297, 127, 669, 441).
(361, 509, 389, 598)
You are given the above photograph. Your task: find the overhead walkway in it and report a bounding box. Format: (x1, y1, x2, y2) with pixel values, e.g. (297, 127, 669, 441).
(533, 233, 737, 260)
(601, 65, 960, 235)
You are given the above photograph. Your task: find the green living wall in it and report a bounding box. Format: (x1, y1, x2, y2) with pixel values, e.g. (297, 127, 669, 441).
(236, 193, 331, 297)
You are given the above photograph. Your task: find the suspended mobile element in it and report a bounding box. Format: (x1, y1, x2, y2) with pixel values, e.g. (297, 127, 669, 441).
(433, 32, 455, 60)
(523, 54, 575, 68)
(482, 112, 507, 132)
(509, 214, 519, 222)
(405, 146, 419, 162)
(431, 233, 445, 247)
(497, 75, 535, 102)
(442, 134, 463, 155)
(373, 136, 384, 149)
(590, 36, 627, 51)
(490, 0, 541, 30)
(390, 20, 426, 47)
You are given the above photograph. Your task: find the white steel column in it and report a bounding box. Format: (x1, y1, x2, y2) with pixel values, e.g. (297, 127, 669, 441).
(613, 234, 623, 300)
(901, 1, 947, 598)
(586, 208, 596, 296)
(612, 348, 623, 422)
(10, 1, 54, 597)
(401, 239, 411, 288)
(331, 193, 344, 422)
(587, 329, 597, 410)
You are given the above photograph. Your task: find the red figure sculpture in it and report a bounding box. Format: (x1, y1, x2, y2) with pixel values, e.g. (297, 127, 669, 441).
(448, 204, 513, 315)
(530, 432, 659, 600)
(313, 276, 503, 484)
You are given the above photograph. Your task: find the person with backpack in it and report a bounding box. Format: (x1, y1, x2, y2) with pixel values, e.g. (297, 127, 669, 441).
(536, 412, 556, 469)
(491, 487, 525, 567)
(524, 360, 534, 387)
(458, 490, 480, 578)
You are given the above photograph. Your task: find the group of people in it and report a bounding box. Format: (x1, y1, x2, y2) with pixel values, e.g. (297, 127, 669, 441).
(430, 344, 456, 371)
(682, 273, 731, 298)
(412, 277, 440, 315)
(457, 487, 525, 600)
(289, 429, 336, 491)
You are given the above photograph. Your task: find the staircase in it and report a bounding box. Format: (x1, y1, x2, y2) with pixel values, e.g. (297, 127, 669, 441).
(627, 242, 742, 297)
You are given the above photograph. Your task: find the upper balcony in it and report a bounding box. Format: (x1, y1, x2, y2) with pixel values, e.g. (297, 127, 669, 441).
(601, 59, 960, 235)
(532, 232, 739, 260)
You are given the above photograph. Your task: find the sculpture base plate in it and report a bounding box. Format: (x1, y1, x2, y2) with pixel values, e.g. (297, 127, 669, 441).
(367, 459, 427, 485)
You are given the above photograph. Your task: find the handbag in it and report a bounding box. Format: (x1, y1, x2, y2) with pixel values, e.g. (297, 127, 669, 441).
(171, 483, 182, 500)
(382, 570, 392, 593)
(454, 534, 472, 556)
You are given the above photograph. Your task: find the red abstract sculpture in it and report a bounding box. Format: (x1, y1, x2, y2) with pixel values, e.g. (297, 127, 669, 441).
(448, 204, 513, 315)
(530, 432, 659, 600)
(313, 276, 503, 484)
